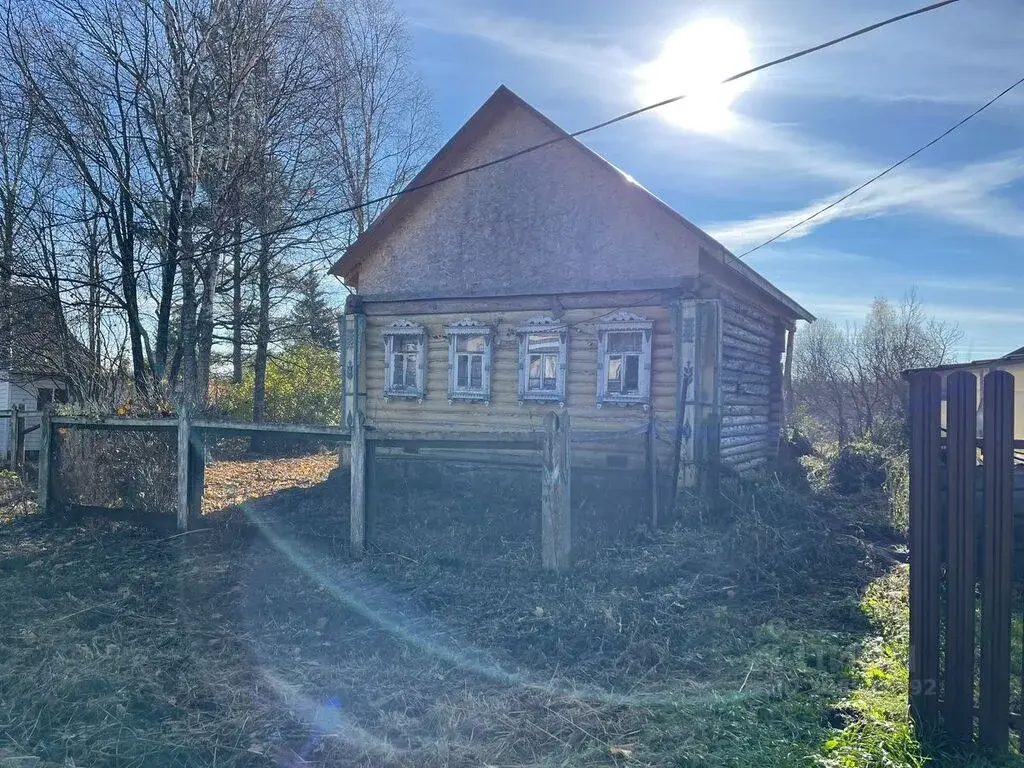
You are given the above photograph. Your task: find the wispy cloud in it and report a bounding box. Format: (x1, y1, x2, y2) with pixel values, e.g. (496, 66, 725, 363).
(707, 153, 1024, 250)
(406, 3, 635, 94)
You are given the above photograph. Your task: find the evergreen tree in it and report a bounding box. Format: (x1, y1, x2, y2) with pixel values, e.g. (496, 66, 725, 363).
(287, 268, 339, 350)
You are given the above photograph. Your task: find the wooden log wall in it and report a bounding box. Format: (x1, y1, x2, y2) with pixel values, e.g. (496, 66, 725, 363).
(718, 290, 786, 475)
(361, 298, 680, 472)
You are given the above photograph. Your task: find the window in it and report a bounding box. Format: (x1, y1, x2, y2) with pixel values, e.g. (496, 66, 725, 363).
(597, 312, 653, 405)
(446, 320, 492, 402)
(517, 318, 567, 403)
(383, 320, 426, 399)
(36, 387, 67, 411)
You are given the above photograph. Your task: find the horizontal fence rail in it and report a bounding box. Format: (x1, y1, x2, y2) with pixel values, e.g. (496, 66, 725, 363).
(35, 410, 603, 572)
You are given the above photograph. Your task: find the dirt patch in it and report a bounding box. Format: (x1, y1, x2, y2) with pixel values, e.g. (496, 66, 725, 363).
(202, 454, 340, 515)
(0, 458, 893, 767)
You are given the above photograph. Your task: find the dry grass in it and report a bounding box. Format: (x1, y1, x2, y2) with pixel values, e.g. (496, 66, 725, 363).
(0, 456, 897, 767)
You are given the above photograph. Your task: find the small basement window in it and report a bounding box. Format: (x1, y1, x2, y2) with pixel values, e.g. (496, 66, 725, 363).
(517, 318, 567, 403)
(597, 312, 653, 405)
(383, 320, 426, 399)
(446, 320, 492, 402)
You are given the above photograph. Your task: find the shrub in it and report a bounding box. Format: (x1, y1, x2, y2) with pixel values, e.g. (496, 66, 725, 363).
(884, 451, 910, 535)
(804, 439, 889, 497)
(216, 344, 340, 425)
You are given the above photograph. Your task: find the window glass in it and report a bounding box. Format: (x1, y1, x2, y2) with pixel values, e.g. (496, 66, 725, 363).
(606, 331, 642, 354)
(603, 331, 645, 397)
(456, 335, 485, 354)
(470, 356, 483, 389)
(390, 335, 419, 390)
(36, 388, 53, 410)
(528, 353, 558, 391)
(452, 334, 486, 394)
(527, 333, 560, 353)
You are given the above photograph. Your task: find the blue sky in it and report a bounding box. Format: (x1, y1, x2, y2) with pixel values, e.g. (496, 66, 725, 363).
(390, 0, 1023, 360)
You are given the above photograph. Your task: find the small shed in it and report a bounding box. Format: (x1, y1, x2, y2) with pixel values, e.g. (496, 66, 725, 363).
(330, 86, 813, 487)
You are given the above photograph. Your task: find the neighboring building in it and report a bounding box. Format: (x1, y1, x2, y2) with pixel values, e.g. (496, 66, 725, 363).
(0, 285, 76, 456)
(908, 346, 1024, 439)
(330, 86, 814, 484)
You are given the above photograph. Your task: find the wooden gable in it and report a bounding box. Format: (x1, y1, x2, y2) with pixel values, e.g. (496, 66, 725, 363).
(332, 87, 704, 299)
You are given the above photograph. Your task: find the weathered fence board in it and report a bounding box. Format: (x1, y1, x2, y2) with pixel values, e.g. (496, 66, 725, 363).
(909, 371, 942, 732)
(37, 411, 53, 515)
(41, 409, 589, 574)
(177, 414, 192, 532)
(350, 409, 367, 558)
(541, 411, 571, 572)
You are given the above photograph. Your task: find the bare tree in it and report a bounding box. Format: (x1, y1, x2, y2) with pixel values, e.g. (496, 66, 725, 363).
(793, 292, 962, 446)
(312, 0, 435, 239)
(0, 0, 435, 420)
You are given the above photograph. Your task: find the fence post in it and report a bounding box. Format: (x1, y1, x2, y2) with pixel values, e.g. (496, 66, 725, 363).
(188, 426, 206, 524)
(979, 370, 1014, 752)
(8, 411, 18, 470)
(647, 418, 659, 528)
(37, 409, 52, 514)
(176, 413, 192, 532)
(909, 371, 942, 734)
(945, 370, 977, 746)
(350, 408, 366, 557)
(541, 411, 571, 571)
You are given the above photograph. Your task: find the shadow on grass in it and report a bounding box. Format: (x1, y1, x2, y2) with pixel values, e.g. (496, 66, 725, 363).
(1, 461, 904, 767)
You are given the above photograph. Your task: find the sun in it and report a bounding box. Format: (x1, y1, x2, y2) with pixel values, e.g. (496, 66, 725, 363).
(635, 18, 754, 133)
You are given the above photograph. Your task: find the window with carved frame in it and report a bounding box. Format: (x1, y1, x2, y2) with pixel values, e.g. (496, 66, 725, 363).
(596, 312, 653, 405)
(383, 320, 426, 399)
(517, 318, 568, 403)
(446, 320, 493, 402)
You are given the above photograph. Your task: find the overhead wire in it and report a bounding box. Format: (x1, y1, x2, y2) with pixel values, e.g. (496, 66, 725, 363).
(737, 73, 1024, 260)
(4, 0, 966, 304)
(185, 0, 964, 265)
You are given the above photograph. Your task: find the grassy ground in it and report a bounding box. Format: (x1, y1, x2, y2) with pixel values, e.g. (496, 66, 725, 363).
(0, 457, 1016, 766)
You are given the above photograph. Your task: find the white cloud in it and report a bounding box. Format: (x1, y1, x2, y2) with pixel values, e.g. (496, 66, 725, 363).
(707, 153, 1024, 250)
(406, 4, 636, 93)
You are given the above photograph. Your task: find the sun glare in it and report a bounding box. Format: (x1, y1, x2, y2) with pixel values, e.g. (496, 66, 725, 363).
(635, 18, 754, 133)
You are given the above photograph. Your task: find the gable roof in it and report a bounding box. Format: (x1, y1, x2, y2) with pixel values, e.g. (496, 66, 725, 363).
(329, 85, 814, 323)
(2, 284, 85, 378)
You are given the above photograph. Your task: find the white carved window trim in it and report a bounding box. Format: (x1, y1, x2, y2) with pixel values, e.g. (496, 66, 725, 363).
(445, 319, 493, 403)
(596, 312, 653, 406)
(517, 317, 568, 404)
(383, 320, 426, 400)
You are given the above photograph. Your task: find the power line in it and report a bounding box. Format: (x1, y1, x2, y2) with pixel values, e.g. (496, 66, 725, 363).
(190, 0, 963, 262)
(737, 72, 1024, 260)
(4, 0, 964, 301)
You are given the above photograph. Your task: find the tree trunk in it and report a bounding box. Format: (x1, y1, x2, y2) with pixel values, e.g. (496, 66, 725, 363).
(251, 228, 271, 451)
(0, 198, 13, 372)
(231, 216, 243, 384)
(179, 165, 198, 408)
(154, 186, 181, 385)
(196, 229, 221, 406)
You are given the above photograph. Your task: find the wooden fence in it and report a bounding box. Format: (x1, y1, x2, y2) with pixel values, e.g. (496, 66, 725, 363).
(0, 408, 42, 470)
(908, 369, 1021, 752)
(35, 411, 576, 571)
